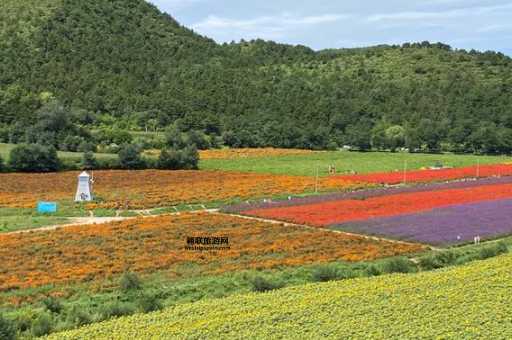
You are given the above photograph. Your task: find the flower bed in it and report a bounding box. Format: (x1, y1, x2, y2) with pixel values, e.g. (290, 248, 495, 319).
(330, 199, 512, 246)
(0, 212, 422, 290)
(225, 176, 512, 213)
(0, 170, 359, 209)
(244, 182, 512, 227)
(199, 148, 317, 160)
(337, 164, 512, 185)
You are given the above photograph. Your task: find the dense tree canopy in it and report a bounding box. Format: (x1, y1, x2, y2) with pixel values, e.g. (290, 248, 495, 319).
(1, 0, 512, 153)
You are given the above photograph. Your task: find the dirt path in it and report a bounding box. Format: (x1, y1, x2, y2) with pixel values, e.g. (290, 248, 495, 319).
(8, 217, 130, 235)
(6, 209, 221, 235)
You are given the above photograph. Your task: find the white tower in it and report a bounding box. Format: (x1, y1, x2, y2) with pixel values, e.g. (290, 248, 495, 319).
(75, 171, 93, 202)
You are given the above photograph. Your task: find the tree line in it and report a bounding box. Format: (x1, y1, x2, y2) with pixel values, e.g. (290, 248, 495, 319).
(1, 0, 512, 162)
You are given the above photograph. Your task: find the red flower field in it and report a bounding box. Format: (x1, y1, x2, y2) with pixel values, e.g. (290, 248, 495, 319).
(337, 164, 512, 185)
(245, 182, 512, 227)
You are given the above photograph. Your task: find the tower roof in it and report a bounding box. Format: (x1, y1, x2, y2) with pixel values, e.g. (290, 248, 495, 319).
(78, 171, 90, 178)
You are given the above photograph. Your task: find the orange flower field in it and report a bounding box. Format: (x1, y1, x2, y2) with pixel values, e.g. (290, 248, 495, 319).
(0, 212, 423, 291)
(0, 170, 359, 209)
(199, 148, 318, 160)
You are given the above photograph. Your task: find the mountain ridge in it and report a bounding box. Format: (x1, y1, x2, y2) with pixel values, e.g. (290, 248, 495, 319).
(1, 0, 512, 153)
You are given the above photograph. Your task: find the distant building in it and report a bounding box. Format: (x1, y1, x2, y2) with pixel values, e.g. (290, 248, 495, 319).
(75, 171, 93, 202)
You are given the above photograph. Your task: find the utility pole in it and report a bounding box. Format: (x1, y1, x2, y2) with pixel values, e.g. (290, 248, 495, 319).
(315, 165, 320, 194)
(403, 160, 408, 185)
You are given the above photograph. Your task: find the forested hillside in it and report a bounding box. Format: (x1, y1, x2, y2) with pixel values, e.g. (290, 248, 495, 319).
(1, 0, 512, 153)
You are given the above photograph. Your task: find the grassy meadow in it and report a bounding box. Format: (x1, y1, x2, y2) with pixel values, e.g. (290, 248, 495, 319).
(0, 143, 117, 163)
(199, 150, 511, 177)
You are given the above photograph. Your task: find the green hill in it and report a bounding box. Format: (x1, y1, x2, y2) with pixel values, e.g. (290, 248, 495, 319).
(2, 0, 512, 152)
(47, 253, 512, 339)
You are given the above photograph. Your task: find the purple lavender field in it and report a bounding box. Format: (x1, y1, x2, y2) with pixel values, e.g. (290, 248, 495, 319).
(330, 199, 512, 246)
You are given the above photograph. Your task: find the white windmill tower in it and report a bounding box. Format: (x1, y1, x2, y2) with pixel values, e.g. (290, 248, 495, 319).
(75, 171, 93, 202)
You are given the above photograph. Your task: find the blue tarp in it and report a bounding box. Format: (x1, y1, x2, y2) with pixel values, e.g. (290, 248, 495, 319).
(37, 202, 58, 214)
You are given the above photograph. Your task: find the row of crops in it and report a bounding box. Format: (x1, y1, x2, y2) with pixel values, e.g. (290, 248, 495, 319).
(46, 252, 512, 339)
(243, 176, 512, 246)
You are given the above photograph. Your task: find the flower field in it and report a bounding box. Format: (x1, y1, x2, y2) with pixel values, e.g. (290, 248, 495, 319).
(244, 181, 512, 227)
(199, 148, 317, 160)
(338, 163, 512, 185)
(226, 176, 512, 213)
(331, 199, 512, 246)
(0, 170, 359, 209)
(240, 176, 512, 246)
(0, 212, 422, 291)
(46, 252, 512, 339)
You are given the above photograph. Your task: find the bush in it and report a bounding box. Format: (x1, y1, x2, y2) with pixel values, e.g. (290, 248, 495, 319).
(0, 155, 4, 172)
(81, 151, 98, 170)
(65, 306, 92, 328)
(42, 296, 63, 314)
(99, 302, 136, 320)
(418, 251, 457, 270)
(96, 157, 121, 170)
(31, 313, 53, 337)
(77, 141, 97, 153)
(137, 294, 163, 313)
(311, 265, 356, 282)
(158, 149, 181, 170)
(479, 242, 508, 260)
(180, 145, 199, 170)
(120, 272, 142, 292)
(311, 265, 338, 282)
(380, 257, 415, 274)
(0, 314, 16, 340)
(118, 144, 146, 169)
(59, 135, 84, 152)
(364, 264, 382, 277)
(8, 144, 60, 172)
(250, 276, 284, 292)
(158, 145, 199, 170)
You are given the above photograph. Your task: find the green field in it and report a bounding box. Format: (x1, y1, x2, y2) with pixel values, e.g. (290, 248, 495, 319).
(200, 150, 511, 177)
(0, 143, 116, 162)
(0, 208, 75, 233)
(48, 252, 512, 339)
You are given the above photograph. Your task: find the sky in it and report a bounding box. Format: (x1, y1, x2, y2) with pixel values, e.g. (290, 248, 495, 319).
(149, 0, 512, 55)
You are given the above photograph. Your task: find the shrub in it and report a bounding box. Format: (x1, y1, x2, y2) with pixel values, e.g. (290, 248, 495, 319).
(158, 149, 181, 170)
(479, 242, 509, 260)
(81, 151, 98, 170)
(418, 251, 457, 270)
(158, 145, 199, 170)
(311, 265, 355, 282)
(380, 257, 415, 274)
(137, 294, 163, 313)
(42, 296, 63, 314)
(120, 272, 142, 292)
(96, 157, 120, 170)
(99, 302, 136, 320)
(0, 314, 16, 340)
(8, 144, 60, 172)
(180, 145, 199, 170)
(0, 155, 4, 172)
(77, 141, 97, 153)
(118, 144, 146, 169)
(311, 265, 339, 282)
(65, 306, 92, 328)
(250, 276, 284, 292)
(364, 264, 382, 277)
(31, 313, 53, 337)
(59, 135, 84, 152)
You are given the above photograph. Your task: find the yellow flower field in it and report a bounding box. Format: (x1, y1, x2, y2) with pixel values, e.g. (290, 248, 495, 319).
(199, 148, 318, 160)
(47, 253, 512, 339)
